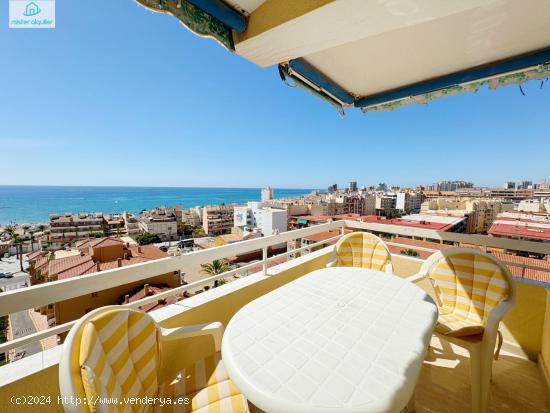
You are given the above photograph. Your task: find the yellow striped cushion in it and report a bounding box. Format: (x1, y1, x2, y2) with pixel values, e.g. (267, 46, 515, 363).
(334, 233, 391, 271)
(430, 253, 510, 337)
(79, 309, 159, 412)
(157, 352, 248, 413)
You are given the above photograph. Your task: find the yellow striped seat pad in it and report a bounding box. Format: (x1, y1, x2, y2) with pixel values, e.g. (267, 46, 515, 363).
(334, 233, 390, 271)
(79, 309, 159, 413)
(156, 352, 248, 413)
(430, 253, 510, 337)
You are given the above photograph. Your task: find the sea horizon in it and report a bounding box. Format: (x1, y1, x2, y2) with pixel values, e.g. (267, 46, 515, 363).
(0, 185, 315, 225)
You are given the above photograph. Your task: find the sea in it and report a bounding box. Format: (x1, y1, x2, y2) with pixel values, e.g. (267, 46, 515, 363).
(0, 186, 314, 225)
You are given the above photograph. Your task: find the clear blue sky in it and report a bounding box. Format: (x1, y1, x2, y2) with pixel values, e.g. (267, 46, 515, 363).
(1, 0, 549, 189)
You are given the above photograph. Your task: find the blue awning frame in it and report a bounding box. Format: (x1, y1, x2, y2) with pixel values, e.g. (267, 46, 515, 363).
(281, 48, 550, 112)
(354, 47, 550, 108)
(186, 0, 247, 33)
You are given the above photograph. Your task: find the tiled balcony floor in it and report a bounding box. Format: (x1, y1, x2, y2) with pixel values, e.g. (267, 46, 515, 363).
(247, 334, 548, 413)
(415, 336, 549, 413)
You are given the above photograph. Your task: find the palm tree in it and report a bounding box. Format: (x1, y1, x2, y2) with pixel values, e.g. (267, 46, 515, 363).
(2, 224, 15, 238)
(13, 236, 24, 271)
(401, 248, 419, 257)
(201, 259, 232, 287)
(28, 229, 36, 252)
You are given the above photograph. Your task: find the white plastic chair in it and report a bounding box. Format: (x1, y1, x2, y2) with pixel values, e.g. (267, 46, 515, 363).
(59, 306, 248, 413)
(406, 248, 516, 413)
(326, 231, 393, 273)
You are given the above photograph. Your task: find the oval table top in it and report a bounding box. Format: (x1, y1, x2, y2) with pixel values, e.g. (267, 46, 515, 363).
(222, 266, 438, 413)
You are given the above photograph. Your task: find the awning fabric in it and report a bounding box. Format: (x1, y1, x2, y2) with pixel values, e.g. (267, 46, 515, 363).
(297, 219, 309, 224)
(361, 63, 550, 113)
(135, 0, 234, 50)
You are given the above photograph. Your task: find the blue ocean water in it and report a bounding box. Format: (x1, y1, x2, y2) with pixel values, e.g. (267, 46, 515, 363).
(0, 186, 314, 224)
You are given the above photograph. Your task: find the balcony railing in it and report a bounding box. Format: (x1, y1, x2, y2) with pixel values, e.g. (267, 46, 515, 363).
(1, 220, 549, 359)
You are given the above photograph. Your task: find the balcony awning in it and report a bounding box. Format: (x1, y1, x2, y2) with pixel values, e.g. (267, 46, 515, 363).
(296, 218, 308, 225)
(136, 0, 550, 114)
(135, 0, 245, 50)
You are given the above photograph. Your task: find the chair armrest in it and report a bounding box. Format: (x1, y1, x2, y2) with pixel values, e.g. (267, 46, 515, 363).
(160, 321, 224, 352)
(405, 273, 426, 283)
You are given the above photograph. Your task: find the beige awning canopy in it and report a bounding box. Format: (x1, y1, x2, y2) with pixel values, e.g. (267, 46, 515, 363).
(136, 0, 550, 113)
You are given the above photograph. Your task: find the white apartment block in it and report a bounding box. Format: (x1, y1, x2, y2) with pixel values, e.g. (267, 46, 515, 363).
(396, 192, 422, 214)
(139, 207, 177, 241)
(234, 202, 287, 236)
(261, 186, 273, 202)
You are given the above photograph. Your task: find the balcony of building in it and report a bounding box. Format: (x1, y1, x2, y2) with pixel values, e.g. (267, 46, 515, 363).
(0, 221, 549, 412)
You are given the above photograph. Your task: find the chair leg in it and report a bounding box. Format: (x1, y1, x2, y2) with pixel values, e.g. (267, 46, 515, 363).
(469, 343, 494, 413)
(405, 392, 415, 412)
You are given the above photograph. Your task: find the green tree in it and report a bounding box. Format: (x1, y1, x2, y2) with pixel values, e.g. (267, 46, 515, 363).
(201, 259, 232, 287)
(136, 232, 162, 245)
(192, 226, 206, 238)
(401, 248, 419, 257)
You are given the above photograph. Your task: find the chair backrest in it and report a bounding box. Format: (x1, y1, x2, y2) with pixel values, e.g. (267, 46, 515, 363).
(59, 306, 160, 413)
(421, 248, 515, 328)
(332, 232, 392, 271)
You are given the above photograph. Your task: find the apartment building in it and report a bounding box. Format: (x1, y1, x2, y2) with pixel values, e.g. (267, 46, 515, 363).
(488, 211, 550, 243)
(27, 237, 180, 340)
(518, 199, 550, 213)
(49, 212, 104, 248)
(456, 187, 533, 201)
(122, 211, 141, 239)
(234, 202, 287, 236)
(426, 180, 473, 191)
(261, 186, 273, 202)
(396, 192, 422, 214)
(202, 205, 235, 236)
(175, 205, 202, 234)
(102, 214, 126, 237)
(139, 206, 178, 241)
(420, 198, 514, 233)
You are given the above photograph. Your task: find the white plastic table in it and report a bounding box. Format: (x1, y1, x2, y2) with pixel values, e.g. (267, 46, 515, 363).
(222, 267, 438, 413)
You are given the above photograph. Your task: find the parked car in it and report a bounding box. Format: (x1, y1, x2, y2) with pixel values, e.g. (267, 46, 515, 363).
(0, 273, 14, 279)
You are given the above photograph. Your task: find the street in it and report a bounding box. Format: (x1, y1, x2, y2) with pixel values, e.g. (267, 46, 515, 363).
(1, 255, 38, 360)
(8, 310, 42, 359)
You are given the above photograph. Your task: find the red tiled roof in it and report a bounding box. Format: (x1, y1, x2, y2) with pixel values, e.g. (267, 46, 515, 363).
(389, 237, 550, 284)
(359, 215, 457, 231)
(303, 230, 340, 243)
(488, 223, 550, 240)
(388, 237, 451, 260)
(76, 236, 124, 249)
(129, 245, 169, 260)
(125, 284, 179, 313)
(246, 256, 289, 274)
(489, 252, 550, 284)
(49, 245, 168, 280)
(290, 215, 330, 222)
(26, 251, 44, 261)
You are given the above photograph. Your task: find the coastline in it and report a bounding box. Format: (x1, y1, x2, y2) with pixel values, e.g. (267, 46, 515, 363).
(0, 186, 314, 225)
